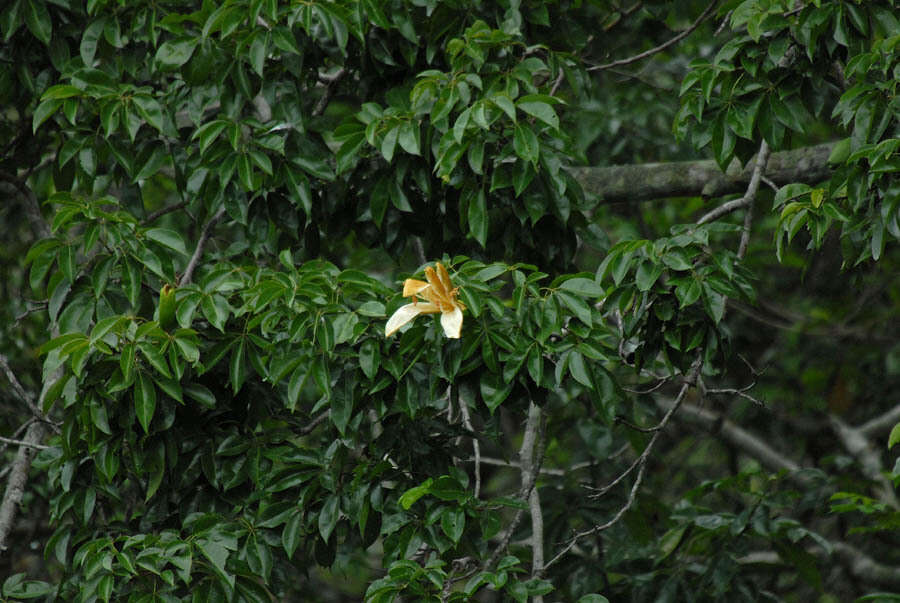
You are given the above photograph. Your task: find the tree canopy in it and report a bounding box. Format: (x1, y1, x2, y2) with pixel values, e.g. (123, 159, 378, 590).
(1, 0, 899, 601)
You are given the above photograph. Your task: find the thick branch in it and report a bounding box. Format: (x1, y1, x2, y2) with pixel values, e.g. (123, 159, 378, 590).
(486, 402, 546, 571)
(659, 399, 817, 485)
(740, 542, 900, 590)
(0, 422, 47, 554)
(570, 142, 833, 204)
(830, 415, 898, 508)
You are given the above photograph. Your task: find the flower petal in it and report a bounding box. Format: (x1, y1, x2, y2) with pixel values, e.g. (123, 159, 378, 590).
(385, 302, 440, 337)
(402, 279, 431, 298)
(440, 305, 464, 339)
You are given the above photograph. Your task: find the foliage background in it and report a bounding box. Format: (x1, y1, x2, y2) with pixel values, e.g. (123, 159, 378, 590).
(1, 0, 899, 601)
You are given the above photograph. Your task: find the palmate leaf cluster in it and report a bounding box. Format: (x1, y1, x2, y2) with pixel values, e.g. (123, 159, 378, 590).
(0, 0, 899, 601)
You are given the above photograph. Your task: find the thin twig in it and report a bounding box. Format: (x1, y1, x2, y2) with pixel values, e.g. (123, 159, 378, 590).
(714, 10, 733, 36)
(705, 383, 764, 406)
(544, 357, 702, 571)
(298, 411, 330, 435)
(463, 456, 595, 477)
(178, 207, 226, 286)
(0, 435, 48, 450)
(143, 200, 189, 224)
(0, 355, 59, 434)
(456, 389, 481, 498)
(697, 140, 771, 226)
(587, 1, 718, 72)
(0, 169, 51, 240)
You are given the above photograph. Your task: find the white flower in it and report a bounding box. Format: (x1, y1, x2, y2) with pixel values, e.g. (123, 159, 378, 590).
(385, 262, 466, 339)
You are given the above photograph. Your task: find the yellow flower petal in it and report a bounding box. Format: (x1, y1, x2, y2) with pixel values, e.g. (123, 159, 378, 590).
(387, 262, 466, 339)
(385, 302, 440, 337)
(402, 278, 431, 298)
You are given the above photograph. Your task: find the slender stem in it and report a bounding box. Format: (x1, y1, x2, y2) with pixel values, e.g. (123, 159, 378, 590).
(544, 357, 701, 571)
(0, 435, 48, 450)
(697, 140, 771, 226)
(179, 208, 226, 286)
(587, 1, 718, 72)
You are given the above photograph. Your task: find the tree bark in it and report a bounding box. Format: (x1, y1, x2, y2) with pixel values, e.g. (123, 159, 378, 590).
(0, 421, 47, 555)
(570, 142, 834, 203)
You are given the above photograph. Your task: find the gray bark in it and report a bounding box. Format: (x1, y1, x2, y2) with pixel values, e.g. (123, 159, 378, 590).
(570, 142, 834, 204)
(0, 422, 48, 555)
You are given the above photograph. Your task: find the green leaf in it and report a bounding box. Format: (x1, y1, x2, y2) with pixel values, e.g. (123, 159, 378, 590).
(467, 188, 488, 247)
(2, 573, 52, 599)
(32, 98, 61, 132)
(133, 95, 164, 132)
(399, 478, 433, 509)
(380, 124, 399, 162)
(80, 17, 105, 65)
(441, 507, 465, 543)
(517, 100, 558, 130)
(155, 37, 198, 69)
(134, 372, 157, 434)
(559, 277, 603, 297)
(513, 122, 539, 163)
(557, 290, 592, 326)
(318, 494, 340, 543)
(24, 0, 51, 45)
(480, 372, 513, 412)
(887, 422, 900, 449)
(397, 120, 420, 155)
(145, 228, 187, 255)
(359, 339, 379, 379)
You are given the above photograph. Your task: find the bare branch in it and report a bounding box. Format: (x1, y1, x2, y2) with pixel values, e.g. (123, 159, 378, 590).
(486, 401, 546, 571)
(830, 415, 898, 508)
(142, 200, 189, 225)
(178, 207, 227, 287)
(569, 142, 832, 205)
(545, 357, 702, 570)
(697, 140, 771, 226)
(741, 542, 900, 590)
(0, 169, 51, 240)
(0, 435, 48, 450)
(587, 1, 719, 72)
(456, 389, 481, 498)
(659, 399, 811, 481)
(0, 422, 48, 554)
(313, 67, 347, 117)
(859, 404, 900, 438)
(298, 411, 330, 436)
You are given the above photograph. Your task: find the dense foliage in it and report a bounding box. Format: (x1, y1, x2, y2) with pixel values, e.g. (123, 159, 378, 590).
(1, 0, 899, 601)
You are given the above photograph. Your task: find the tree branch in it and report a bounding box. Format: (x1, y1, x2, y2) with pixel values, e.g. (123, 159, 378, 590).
(570, 142, 833, 204)
(587, 1, 719, 72)
(545, 357, 702, 570)
(859, 404, 900, 438)
(658, 399, 819, 486)
(0, 435, 48, 450)
(740, 541, 900, 590)
(486, 401, 546, 571)
(0, 421, 48, 554)
(178, 208, 226, 286)
(142, 200, 189, 225)
(0, 169, 51, 240)
(698, 140, 770, 226)
(830, 415, 898, 508)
